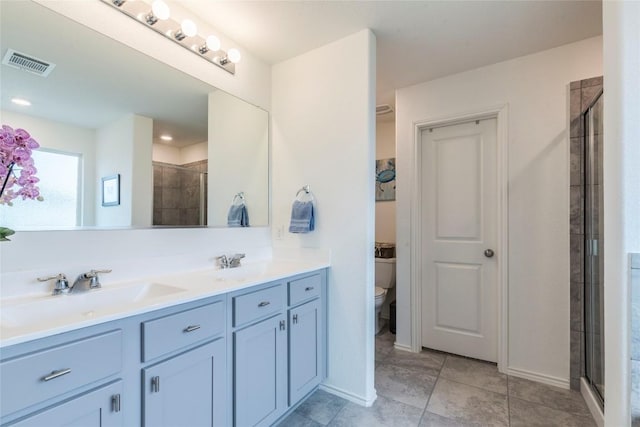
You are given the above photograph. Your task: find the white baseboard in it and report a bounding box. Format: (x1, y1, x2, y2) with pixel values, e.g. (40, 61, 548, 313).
(507, 367, 570, 389)
(580, 377, 604, 427)
(319, 383, 377, 407)
(393, 342, 413, 352)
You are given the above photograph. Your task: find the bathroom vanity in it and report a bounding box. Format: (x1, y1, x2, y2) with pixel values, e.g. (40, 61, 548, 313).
(0, 262, 328, 427)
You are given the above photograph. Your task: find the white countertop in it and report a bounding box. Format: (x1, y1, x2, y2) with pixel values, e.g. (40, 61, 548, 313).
(0, 258, 330, 348)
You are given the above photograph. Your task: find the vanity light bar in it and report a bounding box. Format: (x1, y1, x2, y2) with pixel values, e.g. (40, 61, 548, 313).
(101, 0, 238, 75)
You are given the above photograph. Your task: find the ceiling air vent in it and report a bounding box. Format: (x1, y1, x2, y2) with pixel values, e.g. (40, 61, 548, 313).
(376, 104, 394, 115)
(2, 49, 56, 77)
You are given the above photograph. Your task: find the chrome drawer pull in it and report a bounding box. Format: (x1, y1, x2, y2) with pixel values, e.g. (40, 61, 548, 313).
(183, 325, 201, 333)
(42, 368, 71, 382)
(258, 301, 270, 307)
(305, 286, 314, 291)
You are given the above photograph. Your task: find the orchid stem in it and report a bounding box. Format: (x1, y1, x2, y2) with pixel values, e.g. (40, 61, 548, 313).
(0, 162, 15, 199)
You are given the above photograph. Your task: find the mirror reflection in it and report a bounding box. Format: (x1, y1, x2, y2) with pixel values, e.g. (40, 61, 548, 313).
(0, 0, 269, 230)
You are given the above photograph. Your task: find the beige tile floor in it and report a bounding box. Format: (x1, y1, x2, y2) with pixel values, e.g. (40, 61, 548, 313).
(278, 325, 596, 427)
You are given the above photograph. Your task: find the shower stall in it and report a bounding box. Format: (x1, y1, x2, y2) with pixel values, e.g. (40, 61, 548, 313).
(583, 89, 604, 407)
(153, 161, 208, 226)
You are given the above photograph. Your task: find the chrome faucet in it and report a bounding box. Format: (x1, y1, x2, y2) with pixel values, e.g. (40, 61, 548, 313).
(216, 253, 245, 269)
(37, 273, 71, 295)
(70, 269, 112, 293)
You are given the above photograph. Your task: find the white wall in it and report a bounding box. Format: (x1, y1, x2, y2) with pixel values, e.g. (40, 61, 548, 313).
(209, 91, 269, 227)
(396, 36, 602, 385)
(131, 116, 153, 226)
(152, 142, 208, 165)
(375, 119, 396, 244)
(272, 30, 377, 405)
(181, 142, 208, 164)
(95, 114, 152, 227)
(152, 143, 181, 165)
(1, 110, 97, 226)
(603, 2, 640, 425)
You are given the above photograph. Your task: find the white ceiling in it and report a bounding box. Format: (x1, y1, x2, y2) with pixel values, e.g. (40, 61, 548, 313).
(179, 0, 602, 107)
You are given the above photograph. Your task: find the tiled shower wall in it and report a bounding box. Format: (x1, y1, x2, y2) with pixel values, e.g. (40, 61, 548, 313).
(153, 160, 208, 226)
(569, 76, 602, 390)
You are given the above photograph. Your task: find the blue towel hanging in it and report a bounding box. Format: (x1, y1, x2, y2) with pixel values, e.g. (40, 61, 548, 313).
(228, 203, 249, 227)
(289, 200, 314, 233)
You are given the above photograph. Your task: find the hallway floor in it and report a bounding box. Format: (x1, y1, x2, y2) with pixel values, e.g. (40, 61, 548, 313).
(278, 325, 596, 427)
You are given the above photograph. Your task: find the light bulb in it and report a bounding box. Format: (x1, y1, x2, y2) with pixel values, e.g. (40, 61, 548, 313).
(227, 48, 241, 64)
(181, 19, 197, 37)
(206, 35, 221, 51)
(151, 0, 170, 20)
(11, 98, 31, 107)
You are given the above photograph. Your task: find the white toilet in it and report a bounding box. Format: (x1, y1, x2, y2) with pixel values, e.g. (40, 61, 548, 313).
(374, 257, 396, 334)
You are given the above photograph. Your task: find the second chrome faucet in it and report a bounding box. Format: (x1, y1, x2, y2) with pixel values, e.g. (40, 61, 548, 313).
(216, 254, 245, 269)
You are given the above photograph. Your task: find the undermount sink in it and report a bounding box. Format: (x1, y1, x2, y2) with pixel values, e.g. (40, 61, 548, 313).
(0, 282, 186, 329)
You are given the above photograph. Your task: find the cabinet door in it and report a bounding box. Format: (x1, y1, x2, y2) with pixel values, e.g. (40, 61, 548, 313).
(289, 298, 322, 404)
(9, 381, 123, 427)
(234, 314, 287, 427)
(142, 338, 226, 427)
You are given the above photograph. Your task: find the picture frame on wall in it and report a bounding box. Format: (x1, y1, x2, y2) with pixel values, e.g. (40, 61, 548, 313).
(375, 158, 396, 201)
(102, 174, 120, 207)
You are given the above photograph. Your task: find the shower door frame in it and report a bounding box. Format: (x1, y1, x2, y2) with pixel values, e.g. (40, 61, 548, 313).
(582, 88, 604, 408)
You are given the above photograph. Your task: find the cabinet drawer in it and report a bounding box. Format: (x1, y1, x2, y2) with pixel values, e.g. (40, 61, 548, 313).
(289, 274, 321, 306)
(142, 301, 225, 362)
(0, 330, 122, 417)
(233, 284, 284, 327)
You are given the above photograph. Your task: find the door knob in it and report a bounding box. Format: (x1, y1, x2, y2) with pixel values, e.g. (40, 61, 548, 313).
(484, 249, 495, 258)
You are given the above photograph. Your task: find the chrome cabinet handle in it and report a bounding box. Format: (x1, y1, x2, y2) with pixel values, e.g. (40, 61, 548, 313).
(258, 301, 270, 307)
(279, 320, 286, 331)
(183, 325, 201, 333)
(42, 368, 71, 382)
(305, 286, 314, 291)
(484, 249, 495, 258)
(293, 314, 298, 324)
(112, 394, 121, 412)
(151, 376, 160, 393)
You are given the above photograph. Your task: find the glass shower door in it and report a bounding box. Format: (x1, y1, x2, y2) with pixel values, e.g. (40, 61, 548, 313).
(584, 90, 604, 406)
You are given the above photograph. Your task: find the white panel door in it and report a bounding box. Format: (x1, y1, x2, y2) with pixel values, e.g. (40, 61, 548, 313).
(420, 119, 498, 362)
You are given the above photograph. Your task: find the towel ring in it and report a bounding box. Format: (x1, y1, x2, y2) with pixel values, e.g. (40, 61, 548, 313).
(232, 192, 245, 205)
(295, 185, 314, 202)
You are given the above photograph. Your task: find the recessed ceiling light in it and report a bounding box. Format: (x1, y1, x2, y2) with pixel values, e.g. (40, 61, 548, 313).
(11, 98, 31, 107)
(160, 134, 173, 141)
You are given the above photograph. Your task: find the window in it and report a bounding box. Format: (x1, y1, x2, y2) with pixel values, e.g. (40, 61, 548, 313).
(1, 149, 81, 228)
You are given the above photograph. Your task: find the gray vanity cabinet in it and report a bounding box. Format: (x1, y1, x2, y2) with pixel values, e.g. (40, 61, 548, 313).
(0, 268, 327, 427)
(288, 298, 322, 404)
(142, 338, 226, 427)
(231, 282, 288, 427)
(233, 313, 288, 427)
(7, 381, 123, 427)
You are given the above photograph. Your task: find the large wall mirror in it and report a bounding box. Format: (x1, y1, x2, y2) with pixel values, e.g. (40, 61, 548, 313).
(0, 0, 269, 230)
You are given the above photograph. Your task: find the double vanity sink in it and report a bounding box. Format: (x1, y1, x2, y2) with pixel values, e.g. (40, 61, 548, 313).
(0, 257, 330, 427)
(0, 258, 320, 347)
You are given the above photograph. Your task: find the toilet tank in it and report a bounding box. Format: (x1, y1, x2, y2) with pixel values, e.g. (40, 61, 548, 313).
(375, 257, 396, 289)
